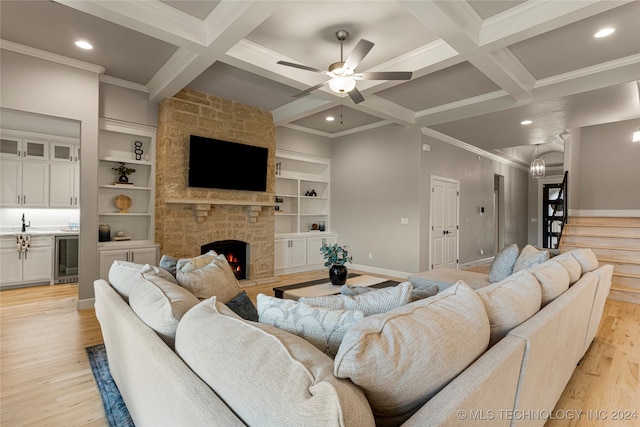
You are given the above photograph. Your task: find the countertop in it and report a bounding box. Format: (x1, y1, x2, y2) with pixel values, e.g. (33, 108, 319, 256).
(0, 227, 79, 238)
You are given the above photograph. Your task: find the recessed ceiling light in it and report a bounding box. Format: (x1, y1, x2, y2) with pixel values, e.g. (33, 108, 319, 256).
(521, 120, 533, 125)
(75, 40, 93, 50)
(326, 116, 335, 122)
(594, 28, 615, 38)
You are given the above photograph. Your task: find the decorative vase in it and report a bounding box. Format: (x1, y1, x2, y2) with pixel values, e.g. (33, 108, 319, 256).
(329, 264, 348, 286)
(118, 174, 129, 183)
(98, 224, 111, 242)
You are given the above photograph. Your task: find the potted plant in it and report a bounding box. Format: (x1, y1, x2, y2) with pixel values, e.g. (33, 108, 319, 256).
(112, 162, 136, 183)
(320, 243, 352, 285)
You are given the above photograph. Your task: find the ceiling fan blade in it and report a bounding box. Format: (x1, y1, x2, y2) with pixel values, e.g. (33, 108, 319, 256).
(292, 81, 328, 98)
(343, 39, 374, 73)
(348, 87, 365, 104)
(358, 71, 413, 80)
(277, 61, 325, 74)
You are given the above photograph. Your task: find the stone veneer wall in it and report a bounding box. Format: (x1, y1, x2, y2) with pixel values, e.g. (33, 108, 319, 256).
(155, 88, 275, 281)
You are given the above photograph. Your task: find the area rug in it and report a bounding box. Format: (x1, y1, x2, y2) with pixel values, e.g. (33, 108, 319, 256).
(86, 344, 135, 427)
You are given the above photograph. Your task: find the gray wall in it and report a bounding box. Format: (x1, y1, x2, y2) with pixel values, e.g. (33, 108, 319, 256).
(420, 134, 529, 271)
(276, 127, 332, 158)
(1, 49, 100, 306)
(99, 83, 158, 127)
(331, 125, 422, 274)
(578, 119, 640, 212)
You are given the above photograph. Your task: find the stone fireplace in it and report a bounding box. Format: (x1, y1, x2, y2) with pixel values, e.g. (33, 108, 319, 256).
(154, 88, 276, 284)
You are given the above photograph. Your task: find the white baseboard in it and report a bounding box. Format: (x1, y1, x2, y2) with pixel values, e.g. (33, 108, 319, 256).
(351, 263, 412, 280)
(569, 209, 640, 217)
(77, 298, 95, 310)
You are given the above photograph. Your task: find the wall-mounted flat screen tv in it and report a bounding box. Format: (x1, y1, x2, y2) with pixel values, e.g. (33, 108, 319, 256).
(188, 135, 268, 192)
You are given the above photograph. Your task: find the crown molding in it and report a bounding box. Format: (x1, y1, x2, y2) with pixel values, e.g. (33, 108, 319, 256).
(421, 126, 529, 172)
(1, 39, 105, 74)
(99, 75, 149, 93)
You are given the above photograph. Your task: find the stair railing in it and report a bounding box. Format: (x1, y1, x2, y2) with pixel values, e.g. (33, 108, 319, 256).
(549, 171, 569, 249)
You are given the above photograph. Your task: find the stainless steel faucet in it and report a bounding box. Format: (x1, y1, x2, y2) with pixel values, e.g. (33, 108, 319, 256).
(21, 213, 30, 233)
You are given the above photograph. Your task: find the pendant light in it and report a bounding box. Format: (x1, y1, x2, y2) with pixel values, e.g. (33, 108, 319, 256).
(530, 145, 545, 179)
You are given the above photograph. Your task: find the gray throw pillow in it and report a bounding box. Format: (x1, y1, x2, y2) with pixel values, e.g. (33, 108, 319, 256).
(513, 244, 549, 273)
(225, 290, 258, 322)
(488, 243, 519, 283)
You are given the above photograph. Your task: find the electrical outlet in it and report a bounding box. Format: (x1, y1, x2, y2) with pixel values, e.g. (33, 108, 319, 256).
(400, 218, 409, 225)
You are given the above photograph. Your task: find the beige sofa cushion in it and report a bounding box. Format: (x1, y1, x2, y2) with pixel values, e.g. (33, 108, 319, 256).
(334, 281, 490, 426)
(571, 248, 599, 274)
(108, 260, 177, 301)
(476, 270, 542, 346)
(530, 260, 570, 306)
(553, 252, 582, 284)
(176, 254, 240, 303)
(300, 281, 413, 316)
(129, 273, 200, 348)
(175, 250, 218, 273)
(257, 294, 364, 358)
(513, 244, 549, 273)
(176, 298, 375, 427)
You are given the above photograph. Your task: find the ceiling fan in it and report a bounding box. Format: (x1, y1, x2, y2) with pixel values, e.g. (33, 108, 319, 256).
(277, 30, 413, 104)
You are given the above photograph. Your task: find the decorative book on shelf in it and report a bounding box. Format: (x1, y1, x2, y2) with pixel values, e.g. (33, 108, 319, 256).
(111, 236, 132, 241)
(113, 182, 134, 186)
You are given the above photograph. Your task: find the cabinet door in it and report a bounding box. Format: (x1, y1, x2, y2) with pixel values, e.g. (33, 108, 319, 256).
(73, 164, 80, 206)
(22, 246, 53, 283)
(307, 235, 337, 267)
(274, 239, 289, 271)
(0, 248, 22, 285)
(289, 238, 307, 269)
(0, 159, 21, 206)
(22, 161, 49, 206)
(23, 140, 48, 160)
(50, 143, 75, 162)
(98, 249, 129, 280)
(130, 247, 158, 265)
(0, 137, 22, 158)
(49, 163, 75, 207)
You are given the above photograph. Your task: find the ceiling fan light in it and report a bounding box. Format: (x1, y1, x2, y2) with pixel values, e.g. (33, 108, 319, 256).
(329, 76, 356, 94)
(530, 158, 546, 179)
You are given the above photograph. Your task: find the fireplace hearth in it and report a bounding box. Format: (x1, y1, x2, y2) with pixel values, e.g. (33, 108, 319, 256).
(201, 240, 248, 280)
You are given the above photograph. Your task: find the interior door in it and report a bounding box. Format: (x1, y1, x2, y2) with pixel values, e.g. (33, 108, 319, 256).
(430, 177, 459, 270)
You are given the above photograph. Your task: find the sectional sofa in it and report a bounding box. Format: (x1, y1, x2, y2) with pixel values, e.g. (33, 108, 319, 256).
(93, 248, 612, 427)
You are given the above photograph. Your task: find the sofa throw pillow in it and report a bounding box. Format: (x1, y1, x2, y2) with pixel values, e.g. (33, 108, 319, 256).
(257, 294, 364, 358)
(300, 281, 413, 316)
(175, 298, 375, 427)
(476, 270, 542, 346)
(410, 283, 439, 301)
(570, 248, 599, 274)
(225, 290, 258, 322)
(158, 254, 178, 276)
(341, 282, 438, 302)
(176, 254, 241, 303)
(530, 259, 570, 306)
(108, 260, 177, 302)
(513, 244, 549, 273)
(553, 252, 582, 284)
(488, 243, 520, 283)
(334, 281, 490, 426)
(128, 273, 200, 349)
(175, 250, 218, 273)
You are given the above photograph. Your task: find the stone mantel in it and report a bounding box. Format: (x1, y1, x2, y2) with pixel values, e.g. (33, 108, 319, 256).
(164, 198, 275, 207)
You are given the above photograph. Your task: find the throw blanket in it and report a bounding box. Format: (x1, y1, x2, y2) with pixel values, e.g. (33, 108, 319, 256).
(16, 233, 31, 254)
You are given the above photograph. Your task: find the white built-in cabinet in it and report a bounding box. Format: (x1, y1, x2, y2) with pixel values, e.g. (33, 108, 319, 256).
(274, 150, 336, 274)
(49, 143, 80, 207)
(0, 131, 80, 208)
(96, 119, 158, 277)
(0, 236, 53, 288)
(98, 246, 159, 280)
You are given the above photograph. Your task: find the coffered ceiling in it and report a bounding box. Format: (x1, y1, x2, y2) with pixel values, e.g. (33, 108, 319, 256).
(1, 0, 639, 167)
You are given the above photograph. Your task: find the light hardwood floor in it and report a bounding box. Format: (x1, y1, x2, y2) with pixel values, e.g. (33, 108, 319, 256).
(1, 271, 638, 426)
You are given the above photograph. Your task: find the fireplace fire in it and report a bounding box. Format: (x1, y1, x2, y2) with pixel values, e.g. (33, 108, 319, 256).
(201, 240, 248, 280)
